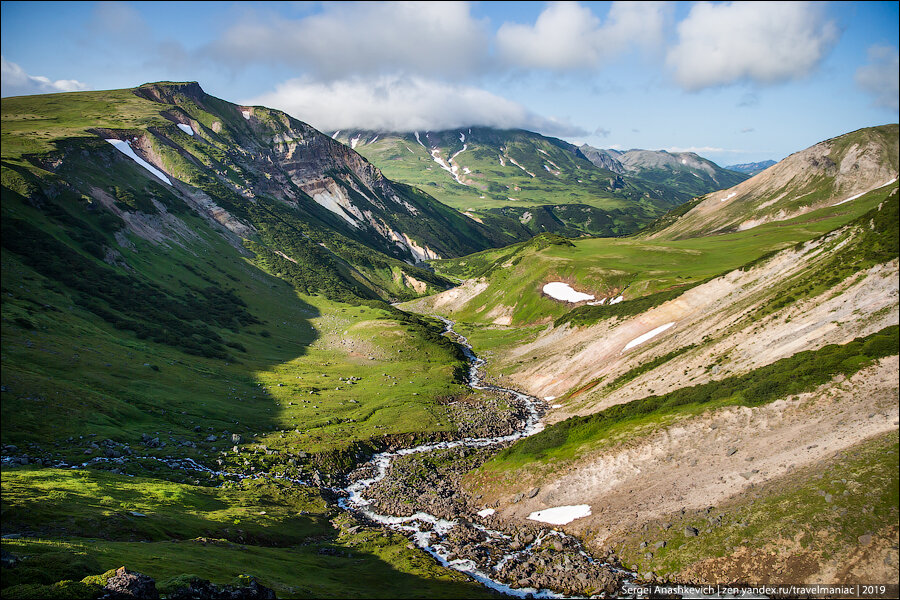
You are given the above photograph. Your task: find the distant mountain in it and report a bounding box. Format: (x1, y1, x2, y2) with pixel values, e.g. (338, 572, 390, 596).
(579, 145, 750, 200)
(649, 125, 899, 240)
(724, 160, 777, 176)
(335, 128, 721, 239)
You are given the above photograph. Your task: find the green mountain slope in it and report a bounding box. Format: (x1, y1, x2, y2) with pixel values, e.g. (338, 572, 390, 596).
(408, 179, 894, 328)
(336, 127, 694, 238)
(0, 83, 510, 596)
(3, 82, 506, 301)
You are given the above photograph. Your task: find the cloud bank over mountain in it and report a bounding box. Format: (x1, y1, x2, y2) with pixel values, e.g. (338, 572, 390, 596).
(246, 75, 588, 136)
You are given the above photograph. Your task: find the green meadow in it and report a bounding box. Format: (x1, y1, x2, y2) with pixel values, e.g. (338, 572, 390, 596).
(425, 181, 897, 328)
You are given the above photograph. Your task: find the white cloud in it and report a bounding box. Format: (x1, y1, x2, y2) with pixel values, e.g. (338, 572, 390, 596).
(1, 56, 89, 97)
(496, 1, 669, 70)
(666, 1, 838, 90)
(855, 45, 899, 112)
(244, 75, 588, 137)
(206, 1, 489, 80)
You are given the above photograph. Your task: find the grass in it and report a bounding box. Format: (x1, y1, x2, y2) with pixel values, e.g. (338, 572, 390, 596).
(1, 83, 509, 597)
(424, 184, 894, 327)
(0, 88, 168, 160)
(1, 469, 497, 598)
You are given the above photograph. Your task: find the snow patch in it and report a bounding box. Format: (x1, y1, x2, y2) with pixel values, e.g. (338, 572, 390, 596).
(350, 135, 361, 149)
(459, 132, 465, 142)
(609, 295, 624, 305)
(332, 130, 341, 139)
(721, 191, 737, 202)
(476, 508, 495, 518)
(414, 131, 426, 148)
(542, 282, 594, 303)
(833, 179, 897, 206)
(544, 395, 556, 401)
(527, 505, 592, 525)
(105, 139, 171, 185)
(623, 322, 676, 351)
(498, 154, 506, 166)
(507, 156, 536, 178)
(431, 148, 467, 185)
(463, 167, 471, 174)
(552, 404, 563, 409)
(176, 123, 194, 136)
(241, 110, 250, 120)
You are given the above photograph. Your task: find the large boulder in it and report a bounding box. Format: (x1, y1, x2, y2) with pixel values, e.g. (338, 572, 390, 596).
(102, 567, 159, 599)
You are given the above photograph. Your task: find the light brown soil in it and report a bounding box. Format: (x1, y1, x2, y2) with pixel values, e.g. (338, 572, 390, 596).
(494, 357, 898, 551)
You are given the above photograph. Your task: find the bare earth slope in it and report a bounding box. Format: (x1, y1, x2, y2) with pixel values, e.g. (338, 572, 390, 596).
(651, 125, 898, 240)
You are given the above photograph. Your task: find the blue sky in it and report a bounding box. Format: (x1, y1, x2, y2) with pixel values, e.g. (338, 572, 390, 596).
(2, 1, 897, 165)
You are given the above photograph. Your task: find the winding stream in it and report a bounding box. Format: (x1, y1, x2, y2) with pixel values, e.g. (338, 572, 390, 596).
(337, 319, 607, 598)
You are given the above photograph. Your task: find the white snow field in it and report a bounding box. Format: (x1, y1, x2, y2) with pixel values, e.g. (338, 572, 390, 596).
(623, 322, 676, 351)
(105, 139, 171, 185)
(527, 505, 592, 525)
(542, 282, 594, 303)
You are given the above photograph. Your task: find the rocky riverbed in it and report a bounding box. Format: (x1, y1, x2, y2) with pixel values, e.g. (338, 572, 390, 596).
(336, 320, 629, 598)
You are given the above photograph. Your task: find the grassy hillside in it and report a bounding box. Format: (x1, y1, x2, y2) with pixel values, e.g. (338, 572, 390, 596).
(2, 83, 500, 301)
(414, 182, 895, 327)
(338, 128, 694, 238)
(0, 84, 511, 596)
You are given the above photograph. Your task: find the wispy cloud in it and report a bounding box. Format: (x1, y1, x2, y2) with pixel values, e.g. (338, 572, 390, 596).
(1, 56, 89, 97)
(667, 1, 838, 90)
(855, 45, 899, 112)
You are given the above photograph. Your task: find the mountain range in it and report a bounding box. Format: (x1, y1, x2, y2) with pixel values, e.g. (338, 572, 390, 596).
(334, 128, 748, 239)
(724, 160, 777, 176)
(2, 82, 897, 598)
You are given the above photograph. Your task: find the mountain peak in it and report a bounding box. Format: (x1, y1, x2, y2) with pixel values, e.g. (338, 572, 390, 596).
(134, 81, 207, 105)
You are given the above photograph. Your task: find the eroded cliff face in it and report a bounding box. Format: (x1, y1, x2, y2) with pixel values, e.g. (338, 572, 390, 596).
(105, 82, 498, 267)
